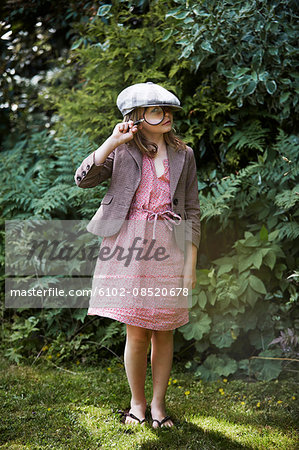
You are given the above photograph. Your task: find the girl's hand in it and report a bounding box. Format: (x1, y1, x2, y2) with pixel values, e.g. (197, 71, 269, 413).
(182, 263, 197, 291)
(111, 120, 139, 146)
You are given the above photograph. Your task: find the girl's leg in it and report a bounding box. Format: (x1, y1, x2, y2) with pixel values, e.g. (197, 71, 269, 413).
(150, 329, 174, 428)
(124, 324, 152, 424)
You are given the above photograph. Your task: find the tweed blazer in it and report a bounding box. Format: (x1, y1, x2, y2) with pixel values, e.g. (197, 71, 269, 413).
(74, 142, 201, 252)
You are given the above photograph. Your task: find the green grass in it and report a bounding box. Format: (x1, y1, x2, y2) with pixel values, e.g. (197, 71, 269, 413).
(0, 356, 298, 449)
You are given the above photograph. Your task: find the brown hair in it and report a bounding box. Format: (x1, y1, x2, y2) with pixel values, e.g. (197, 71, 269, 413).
(123, 107, 187, 158)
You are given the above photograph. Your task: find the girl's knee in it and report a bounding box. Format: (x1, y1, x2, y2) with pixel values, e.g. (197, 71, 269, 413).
(151, 330, 173, 343)
(126, 325, 152, 346)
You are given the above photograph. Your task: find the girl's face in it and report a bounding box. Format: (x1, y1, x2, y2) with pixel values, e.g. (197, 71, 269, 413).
(139, 106, 173, 135)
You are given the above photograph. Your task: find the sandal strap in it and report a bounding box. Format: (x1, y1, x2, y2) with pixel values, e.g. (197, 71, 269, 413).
(152, 415, 172, 427)
(123, 412, 146, 423)
(119, 410, 146, 424)
(126, 412, 145, 423)
(160, 415, 171, 426)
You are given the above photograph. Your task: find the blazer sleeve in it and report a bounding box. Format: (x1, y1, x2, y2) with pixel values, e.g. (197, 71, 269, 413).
(74, 148, 115, 188)
(185, 147, 201, 248)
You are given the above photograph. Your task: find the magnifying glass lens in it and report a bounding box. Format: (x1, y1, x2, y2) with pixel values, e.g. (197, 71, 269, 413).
(144, 106, 165, 125)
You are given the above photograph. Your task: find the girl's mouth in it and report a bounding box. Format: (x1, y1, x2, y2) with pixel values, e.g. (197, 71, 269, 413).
(163, 120, 171, 125)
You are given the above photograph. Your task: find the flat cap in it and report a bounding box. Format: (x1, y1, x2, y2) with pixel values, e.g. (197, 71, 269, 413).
(116, 81, 182, 116)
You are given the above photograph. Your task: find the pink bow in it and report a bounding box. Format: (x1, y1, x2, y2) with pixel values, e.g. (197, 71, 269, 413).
(142, 209, 182, 240)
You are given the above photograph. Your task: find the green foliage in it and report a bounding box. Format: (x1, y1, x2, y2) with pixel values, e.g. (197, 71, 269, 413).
(1, 1, 298, 381)
(227, 120, 269, 152)
(163, 0, 299, 126)
(0, 129, 126, 365)
(179, 223, 295, 381)
(179, 131, 298, 381)
(1, 305, 126, 366)
(43, 1, 183, 145)
(248, 350, 283, 381)
(195, 354, 238, 381)
(0, 128, 105, 220)
(43, 0, 299, 180)
(0, 1, 100, 143)
(199, 130, 299, 235)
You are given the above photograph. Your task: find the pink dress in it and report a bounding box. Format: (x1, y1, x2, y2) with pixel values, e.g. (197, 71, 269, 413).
(87, 153, 189, 330)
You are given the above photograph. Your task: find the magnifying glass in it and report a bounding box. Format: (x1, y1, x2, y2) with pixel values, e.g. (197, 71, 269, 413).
(143, 106, 167, 125)
(125, 106, 171, 132)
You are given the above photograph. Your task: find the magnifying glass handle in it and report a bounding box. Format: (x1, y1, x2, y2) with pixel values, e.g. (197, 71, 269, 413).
(122, 119, 144, 134)
(133, 119, 144, 126)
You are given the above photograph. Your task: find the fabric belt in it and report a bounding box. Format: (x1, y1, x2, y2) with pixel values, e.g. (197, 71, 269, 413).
(131, 206, 182, 240)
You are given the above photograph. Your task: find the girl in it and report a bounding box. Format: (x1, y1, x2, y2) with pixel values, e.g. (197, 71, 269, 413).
(74, 82, 200, 428)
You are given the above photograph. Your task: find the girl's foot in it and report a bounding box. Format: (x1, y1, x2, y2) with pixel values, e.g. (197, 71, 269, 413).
(125, 402, 147, 425)
(151, 402, 173, 428)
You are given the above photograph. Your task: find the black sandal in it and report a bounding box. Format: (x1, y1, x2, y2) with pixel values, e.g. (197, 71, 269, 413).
(152, 415, 173, 428)
(117, 409, 146, 425)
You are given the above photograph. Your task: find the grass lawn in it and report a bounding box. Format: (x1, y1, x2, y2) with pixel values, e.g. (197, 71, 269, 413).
(0, 356, 298, 449)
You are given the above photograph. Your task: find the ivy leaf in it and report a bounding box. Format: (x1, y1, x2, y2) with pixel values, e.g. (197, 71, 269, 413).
(198, 181, 208, 190)
(181, 44, 194, 59)
(263, 251, 276, 270)
(249, 275, 267, 294)
(280, 91, 290, 104)
(252, 251, 263, 269)
(198, 291, 207, 309)
(246, 286, 259, 308)
(200, 41, 215, 53)
(180, 313, 211, 340)
(259, 225, 268, 241)
(71, 38, 83, 50)
(210, 319, 239, 348)
(161, 29, 173, 42)
(218, 263, 234, 276)
(238, 255, 253, 273)
(249, 349, 282, 381)
(165, 8, 189, 20)
(265, 80, 277, 94)
(97, 5, 112, 17)
(268, 229, 280, 241)
(174, 11, 190, 19)
(195, 354, 238, 381)
(243, 80, 257, 95)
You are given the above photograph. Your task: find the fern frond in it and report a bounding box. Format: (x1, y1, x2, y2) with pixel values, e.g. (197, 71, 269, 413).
(278, 222, 299, 240)
(227, 120, 269, 152)
(275, 186, 299, 210)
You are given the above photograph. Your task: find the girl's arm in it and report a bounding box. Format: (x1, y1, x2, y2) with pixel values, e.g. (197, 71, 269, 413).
(183, 241, 198, 290)
(182, 147, 200, 290)
(184, 147, 201, 248)
(74, 120, 139, 189)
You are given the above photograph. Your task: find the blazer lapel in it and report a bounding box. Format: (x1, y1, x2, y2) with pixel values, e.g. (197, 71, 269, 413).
(167, 144, 186, 201)
(126, 142, 186, 201)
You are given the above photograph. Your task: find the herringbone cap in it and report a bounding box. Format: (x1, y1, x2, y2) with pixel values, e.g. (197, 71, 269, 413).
(117, 82, 182, 116)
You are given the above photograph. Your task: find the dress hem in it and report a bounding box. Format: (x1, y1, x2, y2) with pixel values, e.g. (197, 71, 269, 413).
(87, 311, 189, 331)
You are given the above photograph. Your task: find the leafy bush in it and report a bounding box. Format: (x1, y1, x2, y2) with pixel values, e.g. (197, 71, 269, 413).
(163, 0, 299, 127)
(43, 0, 299, 172)
(179, 131, 299, 380)
(1, 0, 298, 379)
(0, 129, 126, 365)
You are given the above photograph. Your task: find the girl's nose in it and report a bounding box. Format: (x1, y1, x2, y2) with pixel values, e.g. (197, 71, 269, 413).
(164, 107, 173, 116)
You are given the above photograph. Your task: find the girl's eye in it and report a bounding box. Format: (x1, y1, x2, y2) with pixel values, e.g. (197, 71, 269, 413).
(152, 107, 163, 114)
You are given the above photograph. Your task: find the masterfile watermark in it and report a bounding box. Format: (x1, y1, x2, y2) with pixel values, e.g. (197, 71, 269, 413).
(5, 219, 193, 308)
